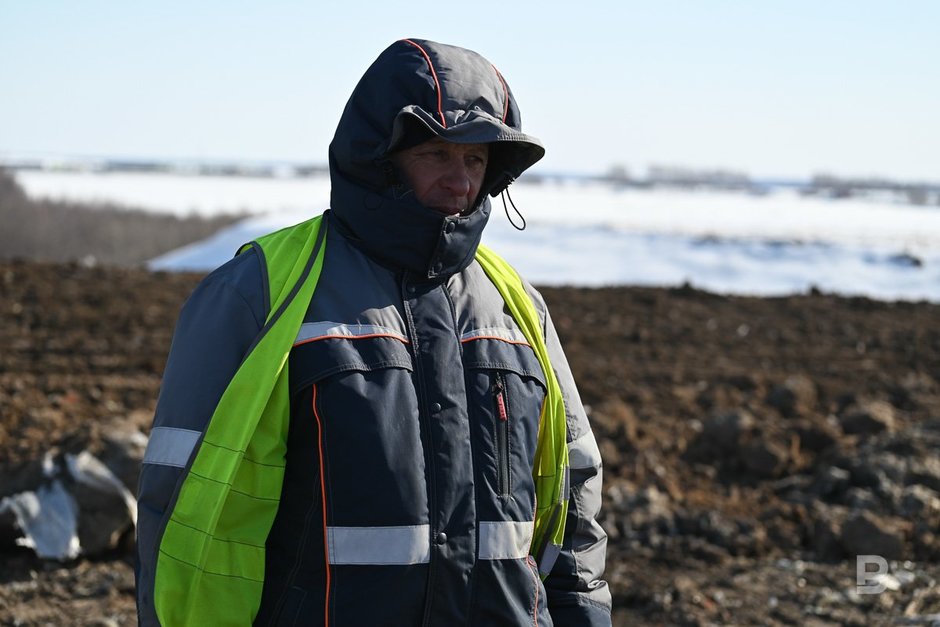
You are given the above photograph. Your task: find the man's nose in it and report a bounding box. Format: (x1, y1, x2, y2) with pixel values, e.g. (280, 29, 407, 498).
(440, 160, 472, 195)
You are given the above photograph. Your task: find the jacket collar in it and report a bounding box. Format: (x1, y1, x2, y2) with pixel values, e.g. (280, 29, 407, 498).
(329, 168, 491, 280)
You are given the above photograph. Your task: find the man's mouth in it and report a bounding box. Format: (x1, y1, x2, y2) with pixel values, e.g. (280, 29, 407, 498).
(431, 205, 463, 216)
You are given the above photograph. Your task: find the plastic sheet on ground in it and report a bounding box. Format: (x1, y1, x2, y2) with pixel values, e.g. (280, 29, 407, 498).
(0, 450, 137, 561)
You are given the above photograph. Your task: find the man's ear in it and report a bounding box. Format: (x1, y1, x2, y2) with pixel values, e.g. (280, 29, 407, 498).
(379, 158, 400, 188)
(379, 157, 416, 201)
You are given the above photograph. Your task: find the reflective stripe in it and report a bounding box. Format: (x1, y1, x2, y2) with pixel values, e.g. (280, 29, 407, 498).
(460, 327, 530, 346)
(567, 430, 601, 469)
(327, 525, 430, 565)
(294, 321, 408, 346)
(142, 427, 201, 468)
(479, 520, 534, 560)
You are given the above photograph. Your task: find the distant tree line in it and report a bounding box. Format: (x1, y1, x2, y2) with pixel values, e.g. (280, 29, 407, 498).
(6, 158, 328, 179)
(0, 169, 245, 267)
(593, 164, 940, 205)
(805, 173, 940, 206)
(597, 164, 755, 191)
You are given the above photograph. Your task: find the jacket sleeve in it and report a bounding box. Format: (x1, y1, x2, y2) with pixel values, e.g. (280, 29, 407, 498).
(529, 285, 613, 626)
(135, 251, 267, 627)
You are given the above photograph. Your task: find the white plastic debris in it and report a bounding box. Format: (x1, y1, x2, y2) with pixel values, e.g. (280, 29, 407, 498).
(0, 479, 81, 560)
(0, 450, 137, 560)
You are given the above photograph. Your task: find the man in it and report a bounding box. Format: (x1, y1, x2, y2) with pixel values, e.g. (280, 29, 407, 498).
(137, 38, 610, 626)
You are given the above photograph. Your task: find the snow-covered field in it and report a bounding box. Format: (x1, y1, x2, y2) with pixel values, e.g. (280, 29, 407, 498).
(15, 171, 940, 302)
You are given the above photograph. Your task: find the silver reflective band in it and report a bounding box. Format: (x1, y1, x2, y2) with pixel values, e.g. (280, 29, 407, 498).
(142, 427, 201, 468)
(567, 430, 601, 469)
(479, 520, 534, 560)
(294, 321, 408, 346)
(327, 525, 430, 565)
(460, 327, 530, 345)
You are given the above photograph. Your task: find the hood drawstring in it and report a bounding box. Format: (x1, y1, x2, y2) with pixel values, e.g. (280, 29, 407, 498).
(500, 176, 526, 231)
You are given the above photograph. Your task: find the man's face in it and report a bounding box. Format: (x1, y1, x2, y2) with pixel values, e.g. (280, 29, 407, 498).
(391, 138, 489, 216)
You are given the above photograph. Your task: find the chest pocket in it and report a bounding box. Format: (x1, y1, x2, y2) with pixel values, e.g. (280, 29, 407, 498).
(462, 335, 547, 522)
(288, 331, 427, 527)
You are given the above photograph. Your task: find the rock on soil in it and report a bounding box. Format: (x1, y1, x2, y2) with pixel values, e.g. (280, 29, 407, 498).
(2, 260, 940, 626)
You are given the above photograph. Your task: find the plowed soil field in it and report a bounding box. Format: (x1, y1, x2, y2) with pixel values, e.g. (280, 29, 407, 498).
(2, 260, 939, 626)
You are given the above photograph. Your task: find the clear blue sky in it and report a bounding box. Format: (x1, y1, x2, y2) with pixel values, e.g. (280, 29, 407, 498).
(2, 1, 938, 180)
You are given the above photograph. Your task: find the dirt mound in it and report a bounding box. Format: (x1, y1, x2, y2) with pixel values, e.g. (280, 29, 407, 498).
(2, 260, 939, 625)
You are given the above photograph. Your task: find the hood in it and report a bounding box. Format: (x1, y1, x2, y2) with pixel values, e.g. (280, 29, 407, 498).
(328, 38, 545, 280)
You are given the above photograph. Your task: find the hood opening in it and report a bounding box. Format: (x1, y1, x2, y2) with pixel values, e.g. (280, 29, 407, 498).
(385, 109, 544, 199)
(327, 38, 545, 278)
(331, 38, 544, 197)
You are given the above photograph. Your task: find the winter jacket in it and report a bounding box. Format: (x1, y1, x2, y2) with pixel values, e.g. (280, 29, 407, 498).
(137, 38, 611, 626)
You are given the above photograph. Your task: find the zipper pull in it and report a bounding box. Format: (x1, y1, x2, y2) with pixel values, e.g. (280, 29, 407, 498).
(494, 377, 508, 422)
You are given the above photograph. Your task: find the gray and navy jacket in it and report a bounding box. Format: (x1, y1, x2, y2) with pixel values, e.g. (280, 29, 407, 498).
(137, 39, 611, 626)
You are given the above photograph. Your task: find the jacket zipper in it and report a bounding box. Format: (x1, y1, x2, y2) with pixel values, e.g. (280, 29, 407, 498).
(493, 373, 510, 497)
(401, 277, 439, 627)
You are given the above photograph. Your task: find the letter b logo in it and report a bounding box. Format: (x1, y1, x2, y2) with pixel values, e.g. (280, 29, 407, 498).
(856, 555, 888, 594)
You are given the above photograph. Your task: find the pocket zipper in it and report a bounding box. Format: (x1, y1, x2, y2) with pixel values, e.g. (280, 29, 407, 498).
(493, 373, 510, 497)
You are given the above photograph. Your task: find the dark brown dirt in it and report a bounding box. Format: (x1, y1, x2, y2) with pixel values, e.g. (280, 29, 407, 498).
(1, 260, 939, 626)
